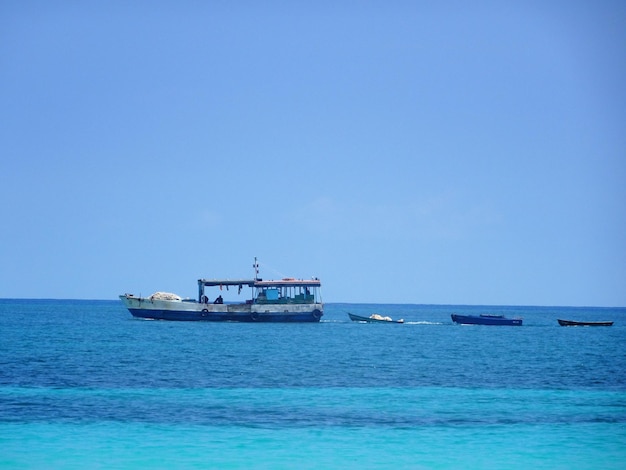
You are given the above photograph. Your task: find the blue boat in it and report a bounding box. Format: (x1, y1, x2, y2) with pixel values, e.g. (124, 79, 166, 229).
(451, 313, 522, 326)
(119, 258, 323, 322)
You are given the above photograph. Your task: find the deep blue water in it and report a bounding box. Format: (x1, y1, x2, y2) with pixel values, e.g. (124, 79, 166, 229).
(1, 300, 625, 468)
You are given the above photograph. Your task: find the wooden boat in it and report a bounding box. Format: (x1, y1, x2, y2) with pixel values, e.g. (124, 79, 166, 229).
(348, 313, 404, 323)
(451, 313, 522, 326)
(558, 319, 613, 327)
(119, 258, 323, 322)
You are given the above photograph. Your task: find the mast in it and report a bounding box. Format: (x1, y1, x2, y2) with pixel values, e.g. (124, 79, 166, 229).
(253, 257, 259, 280)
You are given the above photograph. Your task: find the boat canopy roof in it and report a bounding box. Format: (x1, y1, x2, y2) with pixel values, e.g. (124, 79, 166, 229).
(254, 278, 321, 288)
(198, 279, 256, 287)
(198, 278, 321, 288)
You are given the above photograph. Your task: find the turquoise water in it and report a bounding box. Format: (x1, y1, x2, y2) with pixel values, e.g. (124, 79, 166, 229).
(1, 300, 625, 468)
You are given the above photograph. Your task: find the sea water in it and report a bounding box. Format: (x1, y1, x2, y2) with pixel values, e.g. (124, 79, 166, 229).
(1, 300, 625, 469)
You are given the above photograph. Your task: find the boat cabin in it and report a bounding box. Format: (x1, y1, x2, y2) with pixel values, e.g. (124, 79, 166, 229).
(254, 279, 321, 304)
(197, 278, 321, 305)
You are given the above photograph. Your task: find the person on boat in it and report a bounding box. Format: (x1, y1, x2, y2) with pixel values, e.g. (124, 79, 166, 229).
(201, 295, 209, 304)
(214, 295, 223, 304)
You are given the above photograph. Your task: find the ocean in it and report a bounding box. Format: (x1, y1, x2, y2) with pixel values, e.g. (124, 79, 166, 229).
(1, 300, 625, 469)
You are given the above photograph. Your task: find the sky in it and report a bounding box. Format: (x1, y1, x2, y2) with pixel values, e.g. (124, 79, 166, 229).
(1, 1, 625, 306)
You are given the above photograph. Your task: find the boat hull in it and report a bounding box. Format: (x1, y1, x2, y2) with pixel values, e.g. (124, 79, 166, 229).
(451, 314, 522, 326)
(558, 319, 613, 327)
(120, 295, 323, 322)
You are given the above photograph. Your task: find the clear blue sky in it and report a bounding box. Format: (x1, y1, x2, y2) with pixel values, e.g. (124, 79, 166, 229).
(1, 1, 624, 306)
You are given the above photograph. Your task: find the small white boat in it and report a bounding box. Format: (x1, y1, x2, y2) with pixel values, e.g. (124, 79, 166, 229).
(348, 313, 404, 323)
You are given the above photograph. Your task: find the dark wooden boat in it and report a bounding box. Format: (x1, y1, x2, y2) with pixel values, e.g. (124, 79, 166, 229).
(558, 319, 613, 327)
(348, 313, 404, 323)
(451, 313, 522, 326)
